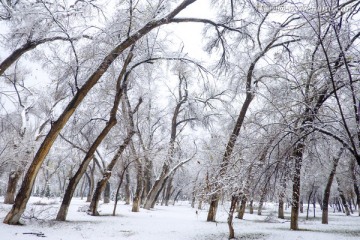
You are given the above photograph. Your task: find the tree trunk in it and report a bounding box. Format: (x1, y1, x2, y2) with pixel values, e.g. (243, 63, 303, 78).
(336, 177, 350, 216)
(173, 189, 182, 205)
(124, 169, 131, 205)
(249, 199, 254, 214)
(132, 158, 143, 212)
(290, 142, 304, 230)
(144, 163, 169, 210)
(306, 189, 313, 220)
(237, 195, 247, 219)
(227, 195, 238, 239)
(257, 187, 267, 216)
(85, 171, 94, 202)
(278, 198, 285, 219)
(278, 177, 286, 219)
(112, 166, 128, 216)
(4, 170, 21, 204)
(56, 51, 138, 221)
(142, 159, 152, 204)
(103, 182, 111, 203)
(350, 158, 360, 216)
(89, 172, 111, 216)
(3, 0, 196, 225)
(322, 148, 343, 224)
(164, 175, 174, 206)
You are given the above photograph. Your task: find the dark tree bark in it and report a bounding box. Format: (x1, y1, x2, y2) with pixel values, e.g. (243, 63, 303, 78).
(124, 169, 131, 205)
(0, 37, 83, 76)
(172, 189, 182, 205)
(278, 177, 286, 219)
(56, 50, 134, 221)
(350, 159, 360, 216)
(237, 195, 247, 219)
(322, 148, 343, 224)
(249, 199, 254, 214)
(131, 154, 143, 212)
(164, 175, 174, 206)
(206, 28, 296, 221)
(89, 131, 137, 215)
(103, 182, 111, 204)
(257, 184, 268, 216)
(4, 170, 21, 204)
(336, 177, 351, 216)
(306, 188, 314, 220)
(227, 195, 238, 239)
(144, 75, 192, 210)
(290, 142, 304, 230)
(112, 160, 133, 216)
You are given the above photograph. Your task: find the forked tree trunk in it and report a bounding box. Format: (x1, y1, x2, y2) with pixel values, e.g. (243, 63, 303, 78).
(290, 142, 304, 230)
(227, 195, 238, 239)
(306, 188, 313, 220)
(3, 0, 196, 225)
(322, 148, 343, 224)
(4, 170, 22, 204)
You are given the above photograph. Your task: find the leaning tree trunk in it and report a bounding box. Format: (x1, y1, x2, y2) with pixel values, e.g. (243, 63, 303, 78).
(3, 0, 196, 225)
(89, 129, 136, 216)
(336, 177, 351, 216)
(257, 185, 268, 216)
(207, 194, 219, 221)
(4, 170, 22, 204)
(227, 195, 238, 239)
(322, 148, 343, 224)
(290, 142, 304, 230)
(249, 199, 254, 214)
(132, 157, 143, 212)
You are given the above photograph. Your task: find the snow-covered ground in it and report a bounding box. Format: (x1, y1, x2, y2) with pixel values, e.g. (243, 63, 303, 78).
(0, 197, 359, 240)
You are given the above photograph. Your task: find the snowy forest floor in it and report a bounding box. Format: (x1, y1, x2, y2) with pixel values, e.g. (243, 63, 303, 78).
(0, 197, 359, 240)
